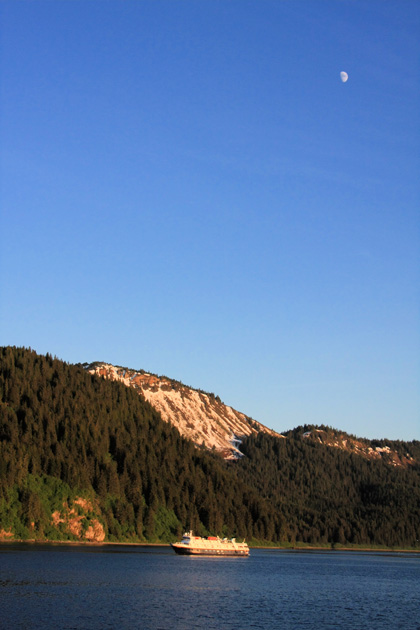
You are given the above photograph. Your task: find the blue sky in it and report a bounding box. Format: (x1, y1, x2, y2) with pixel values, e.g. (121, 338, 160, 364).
(1, 1, 419, 441)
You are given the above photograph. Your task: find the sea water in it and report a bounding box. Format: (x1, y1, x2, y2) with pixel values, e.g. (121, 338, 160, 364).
(0, 544, 419, 629)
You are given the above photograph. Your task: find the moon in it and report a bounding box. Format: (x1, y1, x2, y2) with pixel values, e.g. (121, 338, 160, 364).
(340, 71, 348, 83)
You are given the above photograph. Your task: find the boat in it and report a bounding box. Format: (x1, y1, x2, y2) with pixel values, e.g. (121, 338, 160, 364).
(171, 530, 250, 556)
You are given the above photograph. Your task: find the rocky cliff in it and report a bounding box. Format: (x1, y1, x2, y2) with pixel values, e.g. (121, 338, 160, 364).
(85, 362, 282, 459)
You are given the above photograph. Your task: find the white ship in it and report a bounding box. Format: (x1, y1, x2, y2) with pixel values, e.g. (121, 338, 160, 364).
(171, 530, 250, 556)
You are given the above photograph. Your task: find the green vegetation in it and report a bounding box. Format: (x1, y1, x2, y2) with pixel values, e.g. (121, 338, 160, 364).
(238, 430, 420, 548)
(1, 346, 419, 548)
(0, 347, 279, 542)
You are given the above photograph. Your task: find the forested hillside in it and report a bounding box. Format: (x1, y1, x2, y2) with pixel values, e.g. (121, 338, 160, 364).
(0, 347, 280, 542)
(238, 431, 420, 547)
(1, 347, 419, 548)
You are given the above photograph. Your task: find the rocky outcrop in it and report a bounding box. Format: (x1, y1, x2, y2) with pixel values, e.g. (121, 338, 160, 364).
(302, 428, 416, 468)
(51, 497, 105, 542)
(86, 363, 283, 459)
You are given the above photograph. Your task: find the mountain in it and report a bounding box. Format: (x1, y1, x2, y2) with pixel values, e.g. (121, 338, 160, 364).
(0, 347, 282, 544)
(85, 362, 282, 459)
(1, 347, 419, 548)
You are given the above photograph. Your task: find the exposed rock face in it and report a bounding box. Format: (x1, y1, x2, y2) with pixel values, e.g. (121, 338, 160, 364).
(0, 501, 106, 543)
(52, 497, 105, 542)
(85, 520, 106, 542)
(86, 363, 283, 459)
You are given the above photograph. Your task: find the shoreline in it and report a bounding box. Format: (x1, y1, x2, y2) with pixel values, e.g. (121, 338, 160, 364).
(1, 538, 419, 553)
(251, 545, 420, 554)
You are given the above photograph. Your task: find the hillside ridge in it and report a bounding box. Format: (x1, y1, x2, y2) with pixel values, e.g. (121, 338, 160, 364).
(85, 362, 283, 459)
(296, 427, 418, 468)
(85, 362, 418, 468)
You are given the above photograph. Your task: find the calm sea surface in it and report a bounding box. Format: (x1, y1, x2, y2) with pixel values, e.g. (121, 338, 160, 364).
(0, 544, 419, 629)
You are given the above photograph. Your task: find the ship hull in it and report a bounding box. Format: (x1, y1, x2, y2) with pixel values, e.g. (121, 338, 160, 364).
(171, 544, 248, 556)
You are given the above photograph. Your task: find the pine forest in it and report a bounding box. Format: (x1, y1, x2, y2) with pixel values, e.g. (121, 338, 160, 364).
(1, 347, 419, 549)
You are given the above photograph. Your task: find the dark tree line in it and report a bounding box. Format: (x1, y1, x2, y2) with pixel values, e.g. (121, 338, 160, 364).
(1, 346, 419, 547)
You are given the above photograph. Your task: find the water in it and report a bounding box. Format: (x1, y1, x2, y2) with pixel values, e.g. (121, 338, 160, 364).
(0, 544, 419, 629)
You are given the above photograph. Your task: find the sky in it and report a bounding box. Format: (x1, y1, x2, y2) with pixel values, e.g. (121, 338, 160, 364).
(1, 0, 419, 441)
